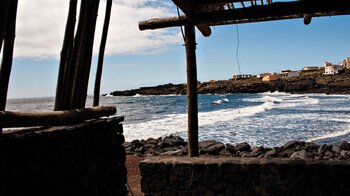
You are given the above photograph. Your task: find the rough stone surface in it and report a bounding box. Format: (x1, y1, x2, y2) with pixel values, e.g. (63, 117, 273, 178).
(235, 142, 251, 152)
(110, 73, 350, 96)
(140, 157, 350, 196)
(199, 140, 225, 155)
(125, 136, 350, 161)
(0, 117, 127, 196)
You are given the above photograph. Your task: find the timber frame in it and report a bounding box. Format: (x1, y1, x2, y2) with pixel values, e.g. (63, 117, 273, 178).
(0, 0, 114, 133)
(139, 0, 350, 157)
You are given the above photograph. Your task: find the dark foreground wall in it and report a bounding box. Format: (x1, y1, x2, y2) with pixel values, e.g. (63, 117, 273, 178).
(0, 117, 127, 196)
(140, 157, 350, 196)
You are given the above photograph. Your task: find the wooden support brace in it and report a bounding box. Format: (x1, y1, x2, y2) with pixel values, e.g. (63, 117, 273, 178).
(172, 0, 211, 37)
(0, 106, 117, 128)
(185, 23, 199, 157)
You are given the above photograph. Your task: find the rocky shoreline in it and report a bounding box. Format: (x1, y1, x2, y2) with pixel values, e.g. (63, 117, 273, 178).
(109, 73, 350, 96)
(124, 135, 350, 160)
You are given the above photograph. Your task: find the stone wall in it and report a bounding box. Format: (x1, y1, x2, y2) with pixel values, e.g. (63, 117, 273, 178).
(140, 157, 350, 196)
(0, 117, 127, 196)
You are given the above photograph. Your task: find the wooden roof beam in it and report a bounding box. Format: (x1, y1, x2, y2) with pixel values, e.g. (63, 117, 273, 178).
(192, 0, 254, 5)
(172, 0, 211, 37)
(139, 0, 350, 30)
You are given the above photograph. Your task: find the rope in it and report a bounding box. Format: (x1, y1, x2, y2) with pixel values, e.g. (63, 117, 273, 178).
(177, 6, 186, 43)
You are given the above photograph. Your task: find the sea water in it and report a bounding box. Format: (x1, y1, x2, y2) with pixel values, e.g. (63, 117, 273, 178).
(6, 92, 350, 147)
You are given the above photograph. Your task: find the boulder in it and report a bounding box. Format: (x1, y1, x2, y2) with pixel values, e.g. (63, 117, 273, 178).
(338, 141, 350, 151)
(130, 140, 143, 151)
(318, 144, 328, 155)
(159, 135, 187, 148)
(283, 141, 305, 150)
(250, 146, 265, 157)
(235, 142, 251, 152)
(265, 148, 278, 158)
(199, 140, 225, 155)
(340, 150, 350, 159)
(290, 150, 307, 160)
(226, 144, 236, 155)
(145, 137, 160, 145)
(332, 144, 341, 154)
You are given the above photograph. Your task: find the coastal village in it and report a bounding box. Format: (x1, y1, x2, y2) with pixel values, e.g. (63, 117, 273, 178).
(232, 56, 350, 81)
(110, 56, 350, 96)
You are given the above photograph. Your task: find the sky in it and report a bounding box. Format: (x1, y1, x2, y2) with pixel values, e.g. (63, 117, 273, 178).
(4, 0, 350, 98)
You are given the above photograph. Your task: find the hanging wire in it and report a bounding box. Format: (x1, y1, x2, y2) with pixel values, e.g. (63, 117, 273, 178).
(235, 24, 243, 111)
(177, 6, 186, 43)
(235, 25, 241, 75)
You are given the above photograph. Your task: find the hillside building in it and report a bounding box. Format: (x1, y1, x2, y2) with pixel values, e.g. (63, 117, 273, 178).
(280, 70, 299, 78)
(341, 57, 350, 69)
(324, 62, 342, 75)
(262, 74, 280, 82)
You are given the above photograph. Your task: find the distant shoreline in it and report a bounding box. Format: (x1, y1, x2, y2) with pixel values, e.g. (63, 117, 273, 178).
(107, 72, 350, 96)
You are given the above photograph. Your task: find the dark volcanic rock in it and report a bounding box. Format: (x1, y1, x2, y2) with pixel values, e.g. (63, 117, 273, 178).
(108, 73, 350, 96)
(235, 142, 251, 152)
(124, 135, 350, 161)
(290, 150, 308, 160)
(199, 140, 225, 155)
(283, 141, 305, 150)
(338, 141, 350, 151)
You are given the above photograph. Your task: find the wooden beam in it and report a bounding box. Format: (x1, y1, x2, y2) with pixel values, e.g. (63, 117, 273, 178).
(0, 106, 117, 128)
(172, 0, 211, 37)
(0, 0, 18, 112)
(139, 0, 350, 30)
(193, 0, 350, 25)
(139, 16, 187, 31)
(192, 0, 253, 5)
(93, 0, 112, 107)
(184, 23, 199, 157)
(0, 0, 10, 54)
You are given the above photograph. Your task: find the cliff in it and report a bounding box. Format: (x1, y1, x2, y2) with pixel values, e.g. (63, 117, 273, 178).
(109, 73, 350, 96)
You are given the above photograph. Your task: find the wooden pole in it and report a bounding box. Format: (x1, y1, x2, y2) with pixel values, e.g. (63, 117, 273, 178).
(185, 23, 199, 157)
(54, 0, 78, 111)
(0, 0, 10, 54)
(0, 0, 18, 134)
(70, 0, 100, 109)
(93, 0, 112, 107)
(0, 106, 117, 128)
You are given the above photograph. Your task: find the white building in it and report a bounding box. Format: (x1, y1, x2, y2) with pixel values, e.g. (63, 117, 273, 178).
(324, 62, 342, 75)
(280, 70, 299, 78)
(257, 73, 271, 79)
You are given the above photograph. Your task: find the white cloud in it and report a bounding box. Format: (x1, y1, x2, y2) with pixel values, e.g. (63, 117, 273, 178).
(14, 0, 181, 58)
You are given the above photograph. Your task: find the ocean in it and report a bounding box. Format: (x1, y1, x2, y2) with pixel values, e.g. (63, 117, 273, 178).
(6, 92, 350, 147)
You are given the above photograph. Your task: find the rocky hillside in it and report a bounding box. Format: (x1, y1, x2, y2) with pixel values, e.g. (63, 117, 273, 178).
(109, 73, 350, 96)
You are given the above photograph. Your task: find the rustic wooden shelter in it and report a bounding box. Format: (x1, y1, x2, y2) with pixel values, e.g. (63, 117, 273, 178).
(0, 0, 114, 132)
(139, 0, 350, 157)
(1, 0, 350, 156)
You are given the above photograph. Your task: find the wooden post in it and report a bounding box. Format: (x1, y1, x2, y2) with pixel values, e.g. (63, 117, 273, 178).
(93, 0, 112, 107)
(70, 0, 100, 109)
(185, 23, 199, 157)
(0, 0, 10, 54)
(54, 0, 78, 111)
(0, 0, 18, 134)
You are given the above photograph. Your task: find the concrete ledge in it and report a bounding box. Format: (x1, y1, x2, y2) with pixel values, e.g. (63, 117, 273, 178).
(140, 157, 350, 196)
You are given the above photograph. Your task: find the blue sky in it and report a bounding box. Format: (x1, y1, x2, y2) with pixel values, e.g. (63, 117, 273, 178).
(5, 0, 350, 98)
